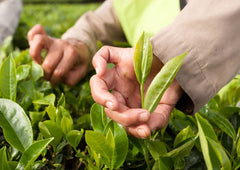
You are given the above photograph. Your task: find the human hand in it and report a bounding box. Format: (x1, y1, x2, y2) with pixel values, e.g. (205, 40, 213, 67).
(90, 46, 184, 138)
(28, 24, 91, 86)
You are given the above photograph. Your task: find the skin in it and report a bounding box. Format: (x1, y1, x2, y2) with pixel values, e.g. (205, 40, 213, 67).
(90, 46, 184, 138)
(28, 24, 91, 87)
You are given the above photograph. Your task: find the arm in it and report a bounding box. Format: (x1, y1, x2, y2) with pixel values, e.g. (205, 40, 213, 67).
(28, 0, 125, 86)
(151, 0, 240, 114)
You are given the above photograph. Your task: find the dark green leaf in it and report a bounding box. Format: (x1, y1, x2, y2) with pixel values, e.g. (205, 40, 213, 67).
(0, 55, 17, 101)
(144, 53, 186, 113)
(0, 99, 33, 152)
(16, 138, 53, 170)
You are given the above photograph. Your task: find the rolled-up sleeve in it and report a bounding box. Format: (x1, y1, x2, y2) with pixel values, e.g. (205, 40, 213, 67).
(62, 0, 125, 57)
(151, 0, 240, 114)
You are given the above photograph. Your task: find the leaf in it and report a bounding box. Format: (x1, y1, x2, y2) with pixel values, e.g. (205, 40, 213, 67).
(16, 138, 53, 170)
(66, 129, 84, 150)
(57, 93, 65, 108)
(236, 127, 240, 158)
(38, 120, 63, 149)
(0, 99, 33, 152)
(0, 146, 10, 170)
(29, 111, 45, 126)
(85, 130, 113, 167)
(46, 104, 56, 121)
(61, 116, 73, 135)
(33, 93, 56, 105)
(174, 126, 195, 148)
(144, 53, 186, 113)
(31, 61, 43, 81)
(149, 140, 167, 160)
(207, 137, 231, 170)
(0, 55, 17, 101)
(133, 32, 153, 85)
(16, 64, 31, 82)
(163, 136, 197, 159)
(199, 109, 236, 140)
(90, 103, 108, 133)
(196, 113, 216, 170)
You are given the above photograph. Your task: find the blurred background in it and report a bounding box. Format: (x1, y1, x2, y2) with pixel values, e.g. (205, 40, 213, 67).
(13, 0, 103, 49)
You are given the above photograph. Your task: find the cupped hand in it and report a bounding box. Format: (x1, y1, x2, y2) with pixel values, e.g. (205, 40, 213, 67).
(28, 24, 91, 86)
(90, 46, 184, 138)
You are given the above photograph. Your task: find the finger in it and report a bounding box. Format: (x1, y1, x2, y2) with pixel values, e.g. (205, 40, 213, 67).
(50, 47, 80, 85)
(112, 91, 126, 105)
(147, 104, 173, 131)
(63, 64, 87, 87)
(127, 124, 151, 139)
(28, 24, 47, 42)
(104, 106, 150, 127)
(90, 74, 118, 110)
(42, 49, 63, 81)
(92, 46, 120, 76)
(29, 34, 51, 64)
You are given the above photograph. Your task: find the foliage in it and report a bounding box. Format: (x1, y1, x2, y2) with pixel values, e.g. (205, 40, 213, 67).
(0, 3, 240, 170)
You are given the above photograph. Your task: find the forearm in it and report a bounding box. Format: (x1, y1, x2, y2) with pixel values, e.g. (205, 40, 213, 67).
(151, 0, 240, 114)
(62, 0, 125, 57)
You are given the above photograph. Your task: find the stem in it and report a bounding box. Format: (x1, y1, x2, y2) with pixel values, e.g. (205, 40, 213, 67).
(141, 84, 144, 107)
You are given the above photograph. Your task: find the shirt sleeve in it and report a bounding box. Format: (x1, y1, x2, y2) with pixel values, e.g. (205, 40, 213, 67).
(0, 0, 22, 45)
(61, 0, 125, 57)
(151, 0, 240, 114)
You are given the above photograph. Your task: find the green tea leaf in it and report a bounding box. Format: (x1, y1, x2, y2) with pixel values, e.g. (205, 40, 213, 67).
(144, 53, 186, 113)
(0, 99, 33, 152)
(29, 111, 45, 126)
(196, 113, 216, 170)
(0, 55, 17, 101)
(46, 104, 56, 121)
(61, 116, 73, 135)
(57, 93, 65, 108)
(33, 93, 56, 105)
(236, 127, 240, 158)
(207, 137, 231, 170)
(0, 146, 9, 170)
(85, 130, 113, 167)
(174, 126, 195, 148)
(163, 136, 197, 159)
(149, 140, 167, 160)
(16, 64, 31, 82)
(90, 103, 108, 133)
(200, 109, 236, 139)
(133, 32, 153, 85)
(39, 120, 63, 149)
(66, 129, 84, 150)
(31, 61, 43, 81)
(16, 138, 53, 170)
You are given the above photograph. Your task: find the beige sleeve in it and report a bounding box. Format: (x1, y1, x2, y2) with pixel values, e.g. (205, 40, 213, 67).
(151, 0, 240, 114)
(0, 0, 22, 45)
(61, 0, 125, 57)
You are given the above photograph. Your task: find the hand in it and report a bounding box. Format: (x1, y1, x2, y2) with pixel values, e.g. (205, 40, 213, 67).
(28, 24, 91, 86)
(90, 46, 184, 138)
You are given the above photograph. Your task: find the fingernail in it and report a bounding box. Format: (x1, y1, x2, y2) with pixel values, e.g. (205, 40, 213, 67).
(106, 101, 114, 110)
(95, 67, 99, 74)
(139, 112, 149, 122)
(137, 128, 147, 139)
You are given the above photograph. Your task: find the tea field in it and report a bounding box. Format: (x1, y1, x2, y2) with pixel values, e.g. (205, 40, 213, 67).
(0, 2, 240, 170)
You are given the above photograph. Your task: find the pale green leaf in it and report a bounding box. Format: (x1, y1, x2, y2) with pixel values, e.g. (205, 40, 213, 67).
(0, 55, 17, 101)
(174, 126, 195, 148)
(66, 129, 84, 150)
(144, 53, 186, 113)
(16, 64, 31, 82)
(0, 146, 9, 170)
(149, 140, 167, 160)
(61, 116, 73, 135)
(31, 61, 43, 81)
(0, 99, 33, 152)
(90, 103, 107, 133)
(33, 93, 55, 105)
